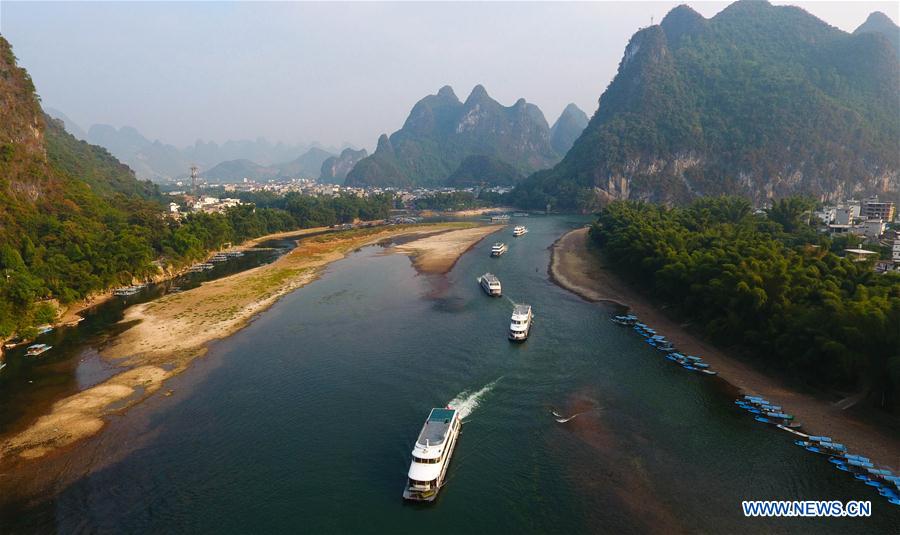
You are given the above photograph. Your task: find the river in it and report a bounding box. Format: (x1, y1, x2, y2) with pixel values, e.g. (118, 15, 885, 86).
(3, 216, 898, 533)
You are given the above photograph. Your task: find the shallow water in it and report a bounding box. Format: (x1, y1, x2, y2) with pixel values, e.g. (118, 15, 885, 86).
(5, 216, 899, 533)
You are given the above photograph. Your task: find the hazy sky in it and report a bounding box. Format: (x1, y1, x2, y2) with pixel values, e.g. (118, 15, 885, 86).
(2, 1, 897, 150)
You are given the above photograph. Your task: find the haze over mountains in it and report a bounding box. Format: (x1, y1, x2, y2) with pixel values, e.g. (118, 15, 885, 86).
(24, 0, 900, 207)
(43, 109, 352, 183)
(512, 1, 900, 209)
(345, 85, 587, 188)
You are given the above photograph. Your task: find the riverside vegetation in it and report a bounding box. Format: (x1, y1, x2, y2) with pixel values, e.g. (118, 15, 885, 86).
(590, 197, 900, 411)
(0, 35, 392, 340)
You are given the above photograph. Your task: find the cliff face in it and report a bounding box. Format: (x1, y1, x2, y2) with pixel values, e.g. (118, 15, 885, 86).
(549, 103, 589, 156)
(512, 1, 900, 210)
(0, 36, 48, 203)
(319, 148, 367, 184)
(345, 85, 559, 187)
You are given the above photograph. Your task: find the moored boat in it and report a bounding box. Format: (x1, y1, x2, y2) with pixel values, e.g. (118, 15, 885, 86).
(611, 314, 637, 326)
(25, 343, 52, 357)
(403, 408, 461, 502)
(479, 273, 502, 297)
(113, 286, 141, 296)
(508, 304, 533, 342)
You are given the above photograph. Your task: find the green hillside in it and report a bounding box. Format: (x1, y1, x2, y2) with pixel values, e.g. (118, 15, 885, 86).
(512, 1, 900, 210)
(345, 85, 560, 187)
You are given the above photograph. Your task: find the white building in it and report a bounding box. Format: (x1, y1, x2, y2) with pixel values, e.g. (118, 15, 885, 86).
(892, 231, 900, 264)
(860, 219, 885, 239)
(834, 205, 860, 225)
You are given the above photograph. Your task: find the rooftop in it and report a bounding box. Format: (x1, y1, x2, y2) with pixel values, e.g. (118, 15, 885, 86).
(416, 408, 456, 447)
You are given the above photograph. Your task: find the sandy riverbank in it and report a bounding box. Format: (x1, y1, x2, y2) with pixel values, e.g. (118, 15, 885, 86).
(391, 224, 504, 273)
(0, 222, 490, 462)
(550, 227, 900, 470)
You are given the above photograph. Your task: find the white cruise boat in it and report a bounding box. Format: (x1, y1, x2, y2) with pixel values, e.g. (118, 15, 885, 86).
(508, 304, 533, 342)
(490, 242, 508, 256)
(25, 343, 52, 357)
(403, 408, 461, 502)
(479, 273, 502, 296)
(512, 225, 528, 237)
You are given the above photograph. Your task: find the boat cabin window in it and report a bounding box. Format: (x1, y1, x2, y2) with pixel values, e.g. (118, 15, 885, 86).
(413, 456, 440, 464)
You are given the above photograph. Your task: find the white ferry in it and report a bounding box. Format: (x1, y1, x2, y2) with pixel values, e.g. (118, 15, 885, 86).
(25, 343, 52, 357)
(508, 304, 533, 342)
(403, 407, 461, 502)
(512, 225, 528, 237)
(479, 273, 502, 296)
(491, 242, 508, 257)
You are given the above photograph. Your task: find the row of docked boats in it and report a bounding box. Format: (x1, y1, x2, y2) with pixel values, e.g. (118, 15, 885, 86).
(611, 314, 717, 376)
(738, 393, 899, 506)
(795, 434, 900, 506)
(735, 395, 800, 428)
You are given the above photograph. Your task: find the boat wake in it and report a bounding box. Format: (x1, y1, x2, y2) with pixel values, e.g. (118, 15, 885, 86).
(551, 408, 598, 423)
(448, 378, 501, 420)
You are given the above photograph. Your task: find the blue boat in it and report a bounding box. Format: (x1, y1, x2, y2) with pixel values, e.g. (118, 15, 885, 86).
(868, 468, 893, 477)
(844, 454, 871, 462)
(807, 436, 832, 442)
(754, 416, 772, 424)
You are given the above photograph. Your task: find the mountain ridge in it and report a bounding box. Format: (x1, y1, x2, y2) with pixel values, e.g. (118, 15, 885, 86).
(512, 0, 900, 210)
(345, 85, 562, 187)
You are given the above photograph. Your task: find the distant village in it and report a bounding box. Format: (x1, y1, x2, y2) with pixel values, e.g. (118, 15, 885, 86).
(162, 173, 898, 273)
(813, 196, 898, 272)
(163, 175, 512, 214)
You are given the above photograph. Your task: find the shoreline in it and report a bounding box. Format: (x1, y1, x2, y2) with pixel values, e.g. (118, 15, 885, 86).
(549, 227, 900, 470)
(0, 222, 493, 464)
(391, 224, 505, 273)
(53, 224, 340, 327)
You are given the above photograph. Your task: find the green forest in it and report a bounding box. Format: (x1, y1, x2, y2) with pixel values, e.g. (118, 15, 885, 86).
(591, 197, 900, 410)
(0, 120, 391, 340)
(410, 190, 506, 211)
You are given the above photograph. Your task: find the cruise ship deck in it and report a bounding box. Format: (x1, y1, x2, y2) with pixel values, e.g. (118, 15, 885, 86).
(417, 408, 456, 446)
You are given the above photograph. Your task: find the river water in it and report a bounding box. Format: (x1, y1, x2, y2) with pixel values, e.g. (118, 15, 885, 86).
(4, 217, 899, 533)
